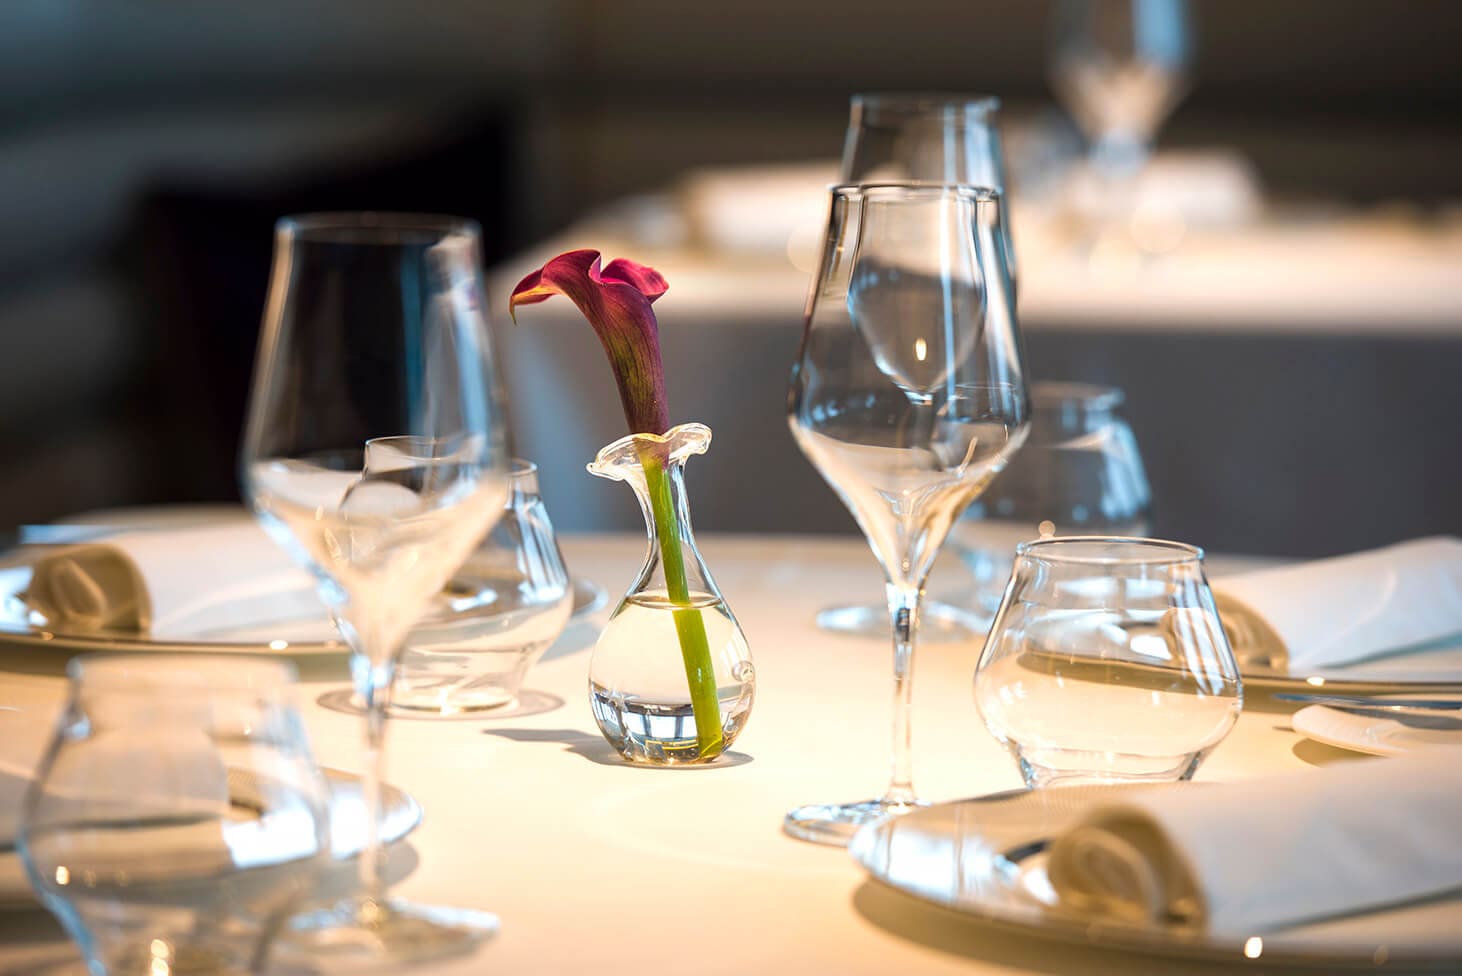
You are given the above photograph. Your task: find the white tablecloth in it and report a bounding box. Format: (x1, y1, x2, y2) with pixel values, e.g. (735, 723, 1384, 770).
(0, 535, 1362, 975)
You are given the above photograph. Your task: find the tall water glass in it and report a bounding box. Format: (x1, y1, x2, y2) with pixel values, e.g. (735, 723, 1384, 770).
(817, 93, 1019, 640)
(786, 184, 1030, 845)
(241, 213, 510, 959)
(20, 656, 329, 976)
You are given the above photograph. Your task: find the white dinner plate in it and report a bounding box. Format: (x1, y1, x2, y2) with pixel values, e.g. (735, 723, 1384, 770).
(0, 509, 607, 657)
(1291, 703, 1462, 757)
(850, 786, 1462, 968)
(0, 767, 421, 909)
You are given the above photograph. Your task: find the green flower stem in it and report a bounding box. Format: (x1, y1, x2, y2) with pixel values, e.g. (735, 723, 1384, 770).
(642, 452, 725, 758)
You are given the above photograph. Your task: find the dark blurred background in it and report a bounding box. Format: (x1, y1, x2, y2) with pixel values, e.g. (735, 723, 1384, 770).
(1, 0, 1459, 555)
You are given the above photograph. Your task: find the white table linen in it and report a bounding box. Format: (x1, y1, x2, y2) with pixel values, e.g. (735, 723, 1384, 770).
(0, 534, 1438, 975)
(1214, 536, 1462, 670)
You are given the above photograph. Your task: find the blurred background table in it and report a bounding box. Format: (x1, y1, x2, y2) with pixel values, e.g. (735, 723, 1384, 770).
(493, 196, 1462, 557)
(0, 533, 1378, 976)
(2, 1, 1460, 559)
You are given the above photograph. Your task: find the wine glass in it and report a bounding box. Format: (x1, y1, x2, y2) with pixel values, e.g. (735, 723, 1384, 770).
(974, 537, 1241, 786)
(241, 213, 510, 959)
(1049, 0, 1192, 181)
(817, 93, 1020, 640)
(20, 655, 330, 976)
(786, 183, 1030, 845)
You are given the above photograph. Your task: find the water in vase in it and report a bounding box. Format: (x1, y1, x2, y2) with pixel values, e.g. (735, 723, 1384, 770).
(589, 590, 755, 764)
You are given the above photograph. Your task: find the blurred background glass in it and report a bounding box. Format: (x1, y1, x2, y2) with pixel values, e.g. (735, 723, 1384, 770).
(952, 381, 1152, 619)
(1049, 0, 1192, 181)
(0, 1, 1458, 557)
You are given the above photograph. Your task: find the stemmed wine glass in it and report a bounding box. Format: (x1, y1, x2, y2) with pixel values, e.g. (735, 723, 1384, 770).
(786, 184, 1030, 845)
(817, 93, 1019, 640)
(1049, 0, 1192, 182)
(241, 213, 510, 958)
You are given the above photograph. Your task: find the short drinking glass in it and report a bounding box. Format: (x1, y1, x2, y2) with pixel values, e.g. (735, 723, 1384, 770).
(393, 459, 574, 714)
(974, 537, 1241, 787)
(19, 655, 330, 976)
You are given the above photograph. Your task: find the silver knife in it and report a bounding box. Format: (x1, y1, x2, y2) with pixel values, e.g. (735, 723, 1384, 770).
(1275, 692, 1462, 714)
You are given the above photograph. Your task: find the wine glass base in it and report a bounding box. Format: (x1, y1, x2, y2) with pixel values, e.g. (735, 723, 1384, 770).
(814, 601, 988, 641)
(782, 797, 929, 847)
(285, 895, 497, 965)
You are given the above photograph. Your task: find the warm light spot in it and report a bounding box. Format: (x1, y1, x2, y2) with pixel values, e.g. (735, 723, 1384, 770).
(268, 639, 289, 651)
(1305, 676, 1326, 687)
(53, 866, 69, 885)
(1243, 936, 1263, 959)
(150, 940, 170, 959)
(1037, 520, 1056, 538)
(913, 338, 928, 362)
(150, 957, 170, 976)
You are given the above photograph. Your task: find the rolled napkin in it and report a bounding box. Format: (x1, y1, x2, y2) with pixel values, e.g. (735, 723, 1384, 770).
(1213, 536, 1462, 671)
(1047, 753, 1462, 936)
(23, 523, 322, 639)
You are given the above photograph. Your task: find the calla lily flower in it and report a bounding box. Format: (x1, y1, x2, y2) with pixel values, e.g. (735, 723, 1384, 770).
(510, 247, 728, 758)
(509, 249, 670, 436)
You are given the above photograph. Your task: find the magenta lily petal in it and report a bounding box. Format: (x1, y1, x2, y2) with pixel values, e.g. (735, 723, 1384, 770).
(510, 249, 670, 435)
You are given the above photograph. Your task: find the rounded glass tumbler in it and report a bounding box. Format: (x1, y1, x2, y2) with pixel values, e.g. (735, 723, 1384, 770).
(19, 655, 330, 976)
(974, 537, 1241, 787)
(394, 459, 574, 714)
(587, 423, 755, 765)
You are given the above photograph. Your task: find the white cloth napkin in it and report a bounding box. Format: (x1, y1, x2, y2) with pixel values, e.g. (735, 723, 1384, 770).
(1213, 536, 1462, 670)
(1046, 753, 1462, 937)
(23, 523, 322, 639)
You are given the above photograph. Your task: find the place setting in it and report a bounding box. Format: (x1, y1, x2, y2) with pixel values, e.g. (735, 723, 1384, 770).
(1, 9, 1461, 974)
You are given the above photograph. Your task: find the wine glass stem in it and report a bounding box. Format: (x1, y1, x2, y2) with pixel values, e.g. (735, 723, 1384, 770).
(883, 581, 921, 806)
(354, 654, 395, 907)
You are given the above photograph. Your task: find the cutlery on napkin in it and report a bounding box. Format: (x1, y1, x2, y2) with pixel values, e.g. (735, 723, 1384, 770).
(22, 523, 322, 639)
(1212, 536, 1462, 671)
(1045, 752, 1462, 936)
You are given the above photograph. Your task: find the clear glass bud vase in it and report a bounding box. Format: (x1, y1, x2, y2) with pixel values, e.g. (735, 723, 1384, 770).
(587, 423, 755, 764)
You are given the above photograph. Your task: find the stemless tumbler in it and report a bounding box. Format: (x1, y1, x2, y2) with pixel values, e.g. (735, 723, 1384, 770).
(975, 537, 1242, 787)
(20, 655, 330, 976)
(393, 459, 574, 714)
(952, 381, 1152, 619)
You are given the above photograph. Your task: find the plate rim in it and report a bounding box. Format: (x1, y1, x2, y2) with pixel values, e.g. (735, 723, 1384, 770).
(0, 766, 422, 909)
(1290, 703, 1462, 758)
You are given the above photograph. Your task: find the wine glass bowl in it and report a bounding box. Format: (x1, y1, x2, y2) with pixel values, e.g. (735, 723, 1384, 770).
(786, 183, 1029, 845)
(241, 213, 510, 959)
(974, 537, 1242, 788)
